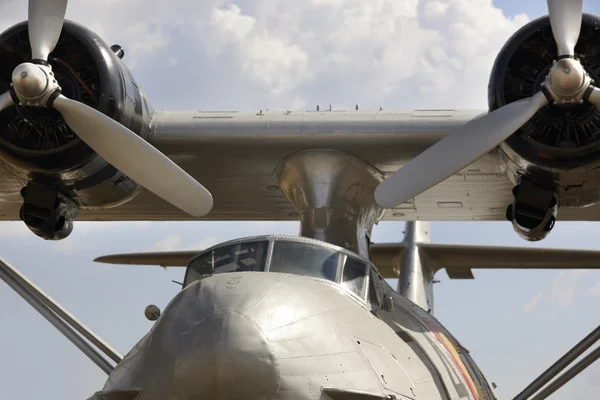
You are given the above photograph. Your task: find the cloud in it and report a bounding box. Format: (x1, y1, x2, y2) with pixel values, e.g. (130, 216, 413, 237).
(0, 0, 531, 111)
(151, 234, 218, 252)
(523, 270, 592, 312)
(523, 292, 544, 312)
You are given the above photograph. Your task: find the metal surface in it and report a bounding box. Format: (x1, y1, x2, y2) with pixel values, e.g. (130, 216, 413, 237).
(547, 0, 583, 56)
(513, 325, 600, 400)
(10, 62, 62, 107)
(52, 94, 214, 217)
(374, 92, 548, 209)
(397, 221, 435, 313)
(588, 86, 600, 108)
(101, 271, 487, 400)
(0, 91, 13, 112)
(94, 251, 199, 267)
(274, 150, 384, 258)
(2, 257, 123, 364)
(7, 107, 600, 222)
(0, 108, 522, 222)
(94, 231, 600, 279)
(28, 0, 68, 61)
(0, 258, 114, 375)
(12, 63, 52, 100)
(529, 346, 600, 400)
(545, 58, 590, 104)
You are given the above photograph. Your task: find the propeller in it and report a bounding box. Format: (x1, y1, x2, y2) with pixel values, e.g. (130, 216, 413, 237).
(1, 0, 213, 217)
(374, 0, 599, 209)
(0, 91, 13, 113)
(589, 87, 600, 108)
(547, 0, 583, 57)
(28, 0, 68, 61)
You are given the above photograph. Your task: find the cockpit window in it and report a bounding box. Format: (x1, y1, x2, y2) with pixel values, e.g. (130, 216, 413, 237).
(341, 256, 368, 298)
(185, 241, 269, 286)
(269, 241, 340, 282)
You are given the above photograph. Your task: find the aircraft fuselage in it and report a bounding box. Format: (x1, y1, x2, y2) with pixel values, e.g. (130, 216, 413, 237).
(100, 271, 494, 400)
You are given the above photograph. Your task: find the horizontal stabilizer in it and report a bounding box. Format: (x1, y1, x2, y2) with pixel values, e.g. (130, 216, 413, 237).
(371, 243, 600, 279)
(94, 251, 199, 267)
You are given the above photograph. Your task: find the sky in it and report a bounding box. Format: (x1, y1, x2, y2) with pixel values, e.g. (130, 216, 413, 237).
(0, 0, 599, 399)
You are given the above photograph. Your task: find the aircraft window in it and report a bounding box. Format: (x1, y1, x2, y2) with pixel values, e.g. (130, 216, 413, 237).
(185, 241, 269, 286)
(341, 256, 368, 298)
(269, 241, 340, 282)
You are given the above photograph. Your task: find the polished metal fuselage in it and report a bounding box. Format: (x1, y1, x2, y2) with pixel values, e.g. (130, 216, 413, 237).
(101, 272, 492, 400)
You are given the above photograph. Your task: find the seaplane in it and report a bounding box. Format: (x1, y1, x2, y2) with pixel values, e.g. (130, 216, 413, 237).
(0, 0, 599, 399)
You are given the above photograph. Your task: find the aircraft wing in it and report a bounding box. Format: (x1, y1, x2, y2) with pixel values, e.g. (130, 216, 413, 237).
(93, 251, 198, 267)
(0, 109, 514, 222)
(371, 243, 600, 279)
(2, 109, 600, 222)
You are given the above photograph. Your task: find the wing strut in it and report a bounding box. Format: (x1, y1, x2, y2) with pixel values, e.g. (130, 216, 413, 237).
(0, 258, 122, 375)
(512, 325, 600, 400)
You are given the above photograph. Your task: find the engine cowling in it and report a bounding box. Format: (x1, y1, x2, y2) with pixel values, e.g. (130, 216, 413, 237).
(489, 13, 600, 240)
(0, 20, 154, 239)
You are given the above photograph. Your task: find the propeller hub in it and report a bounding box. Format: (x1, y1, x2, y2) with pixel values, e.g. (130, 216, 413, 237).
(549, 58, 587, 96)
(10, 62, 61, 107)
(12, 63, 48, 99)
(543, 58, 591, 105)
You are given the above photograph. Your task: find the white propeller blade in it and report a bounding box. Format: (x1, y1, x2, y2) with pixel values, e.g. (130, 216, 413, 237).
(0, 91, 14, 112)
(588, 87, 600, 108)
(52, 95, 213, 217)
(547, 0, 583, 57)
(374, 91, 549, 209)
(28, 0, 68, 61)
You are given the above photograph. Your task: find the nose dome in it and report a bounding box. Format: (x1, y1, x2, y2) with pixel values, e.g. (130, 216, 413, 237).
(171, 309, 280, 400)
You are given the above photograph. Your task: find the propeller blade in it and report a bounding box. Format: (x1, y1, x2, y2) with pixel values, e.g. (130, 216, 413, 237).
(547, 0, 583, 57)
(28, 0, 68, 61)
(374, 91, 549, 209)
(0, 91, 14, 112)
(588, 86, 600, 108)
(52, 95, 213, 217)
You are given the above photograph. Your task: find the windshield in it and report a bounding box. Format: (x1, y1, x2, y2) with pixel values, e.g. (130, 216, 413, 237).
(341, 256, 368, 298)
(184, 240, 269, 287)
(269, 241, 340, 282)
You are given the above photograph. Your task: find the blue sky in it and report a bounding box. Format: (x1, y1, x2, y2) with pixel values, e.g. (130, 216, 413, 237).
(1, 1, 600, 399)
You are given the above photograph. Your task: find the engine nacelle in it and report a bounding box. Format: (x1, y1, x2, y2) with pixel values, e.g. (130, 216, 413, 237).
(0, 20, 154, 239)
(489, 13, 600, 240)
(505, 178, 558, 242)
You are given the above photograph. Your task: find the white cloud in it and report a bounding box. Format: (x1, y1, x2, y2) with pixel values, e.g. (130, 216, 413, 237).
(523, 292, 544, 312)
(0, 0, 531, 110)
(523, 270, 592, 312)
(151, 234, 218, 252)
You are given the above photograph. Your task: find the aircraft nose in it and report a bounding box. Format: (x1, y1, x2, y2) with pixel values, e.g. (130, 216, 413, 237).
(171, 309, 279, 399)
